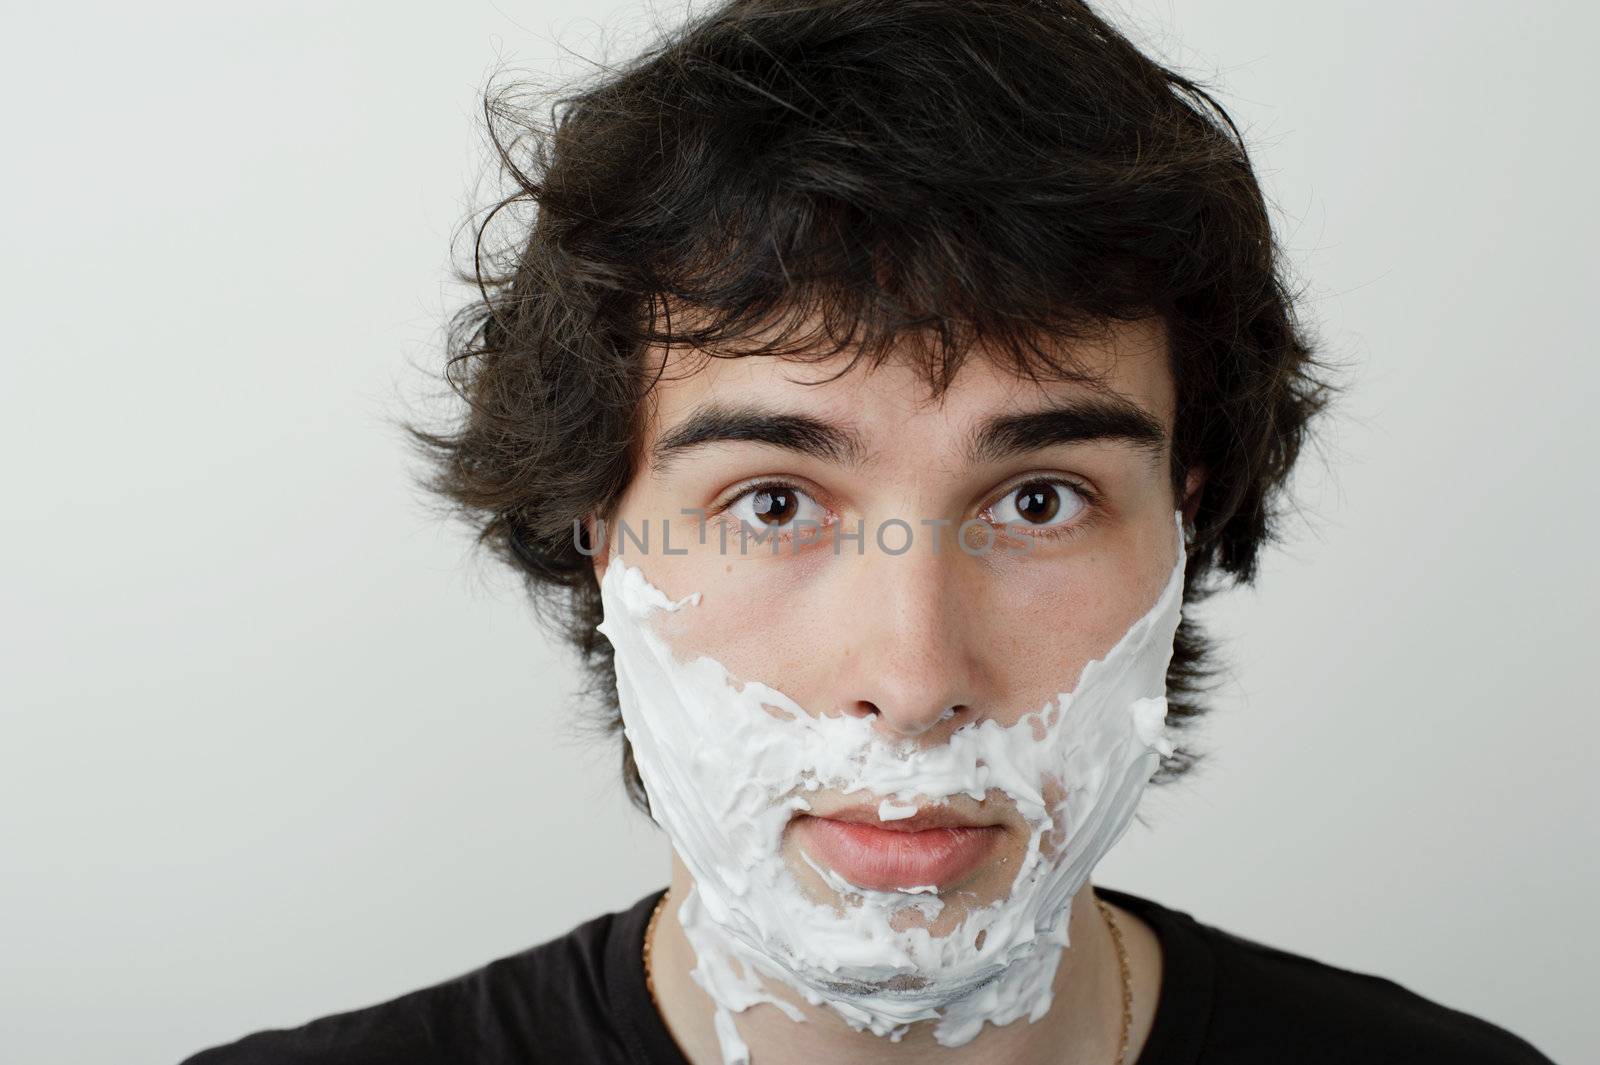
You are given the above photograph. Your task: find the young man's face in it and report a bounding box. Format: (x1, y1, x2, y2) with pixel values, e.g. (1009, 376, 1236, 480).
(594, 315, 1198, 929)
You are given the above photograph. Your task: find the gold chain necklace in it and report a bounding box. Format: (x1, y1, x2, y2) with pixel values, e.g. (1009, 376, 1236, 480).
(643, 888, 668, 1004)
(643, 890, 1131, 1065)
(1095, 895, 1133, 1065)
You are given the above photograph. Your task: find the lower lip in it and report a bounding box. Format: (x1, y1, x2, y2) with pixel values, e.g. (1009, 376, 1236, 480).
(792, 816, 1003, 893)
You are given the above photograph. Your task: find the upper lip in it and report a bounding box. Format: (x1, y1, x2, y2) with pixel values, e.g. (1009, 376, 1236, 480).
(803, 801, 994, 833)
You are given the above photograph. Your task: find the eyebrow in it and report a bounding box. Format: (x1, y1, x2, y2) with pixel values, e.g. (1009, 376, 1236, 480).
(649, 396, 1167, 474)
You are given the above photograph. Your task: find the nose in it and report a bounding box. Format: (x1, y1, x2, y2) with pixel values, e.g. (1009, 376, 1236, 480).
(828, 548, 990, 741)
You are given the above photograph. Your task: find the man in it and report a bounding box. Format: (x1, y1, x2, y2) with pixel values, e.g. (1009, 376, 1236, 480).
(182, 0, 1554, 1062)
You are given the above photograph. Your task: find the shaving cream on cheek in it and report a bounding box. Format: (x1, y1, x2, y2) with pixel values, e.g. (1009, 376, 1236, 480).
(594, 509, 1187, 1065)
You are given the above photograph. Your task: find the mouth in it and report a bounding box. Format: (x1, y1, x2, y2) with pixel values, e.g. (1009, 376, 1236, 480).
(789, 802, 1006, 894)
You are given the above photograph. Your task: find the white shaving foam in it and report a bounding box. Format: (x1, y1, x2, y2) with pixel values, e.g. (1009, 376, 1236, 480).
(595, 509, 1187, 1065)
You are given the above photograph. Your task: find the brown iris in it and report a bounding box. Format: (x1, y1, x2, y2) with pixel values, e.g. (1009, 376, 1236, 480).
(1011, 481, 1060, 524)
(751, 487, 798, 525)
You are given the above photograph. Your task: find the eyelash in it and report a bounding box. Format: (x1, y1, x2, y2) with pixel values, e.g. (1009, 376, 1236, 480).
(707, 479, 837, 544)
(983, 475, 1101, 543)
(707, 475, 1101, 544)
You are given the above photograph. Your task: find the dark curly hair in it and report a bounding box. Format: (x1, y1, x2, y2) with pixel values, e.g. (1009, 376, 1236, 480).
(403, 0, 1340, 815)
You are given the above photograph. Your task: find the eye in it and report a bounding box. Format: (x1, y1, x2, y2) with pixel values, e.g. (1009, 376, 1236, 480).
(720, 481, 831, 535)
(985, 478, 1090, 530)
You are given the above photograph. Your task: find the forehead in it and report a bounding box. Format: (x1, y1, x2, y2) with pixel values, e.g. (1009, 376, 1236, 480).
(640, 316, 1175, 463)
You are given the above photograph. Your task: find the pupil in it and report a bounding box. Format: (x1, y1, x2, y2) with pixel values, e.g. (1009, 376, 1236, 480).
(753, 489, 796, 524)
(1015, 483, 1059, 524)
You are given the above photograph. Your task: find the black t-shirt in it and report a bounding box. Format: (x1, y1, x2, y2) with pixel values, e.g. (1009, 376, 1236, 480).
(179, 885, 1555, 1064)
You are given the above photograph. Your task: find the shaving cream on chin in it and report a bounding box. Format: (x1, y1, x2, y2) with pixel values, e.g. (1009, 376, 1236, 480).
(594, 509, 1188, 1065)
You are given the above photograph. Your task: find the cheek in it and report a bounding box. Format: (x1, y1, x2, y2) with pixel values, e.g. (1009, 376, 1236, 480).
(647, 557, 827, 685)
(969, 542, 1157, 709)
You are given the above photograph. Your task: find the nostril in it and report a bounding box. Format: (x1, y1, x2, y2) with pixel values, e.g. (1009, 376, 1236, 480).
(843, 701, 969, 734)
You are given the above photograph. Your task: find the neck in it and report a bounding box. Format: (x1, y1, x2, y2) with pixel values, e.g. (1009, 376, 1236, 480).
(647, 857, 1161, 1065)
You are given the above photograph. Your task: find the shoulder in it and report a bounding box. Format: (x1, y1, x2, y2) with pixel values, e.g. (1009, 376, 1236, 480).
(176, 898, 649, 1065)
(1207, 923, 1551, 1063)
(1101, 888, 1555, 1065)
(176, 973, 475, 1065)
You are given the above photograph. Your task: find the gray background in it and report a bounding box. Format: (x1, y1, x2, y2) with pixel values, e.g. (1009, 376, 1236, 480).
(1, 2, 1594, 1062)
